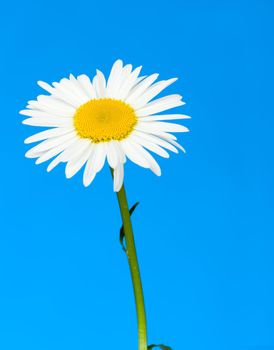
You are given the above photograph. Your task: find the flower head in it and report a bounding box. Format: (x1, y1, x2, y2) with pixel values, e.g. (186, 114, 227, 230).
(21, 60, 190, 191)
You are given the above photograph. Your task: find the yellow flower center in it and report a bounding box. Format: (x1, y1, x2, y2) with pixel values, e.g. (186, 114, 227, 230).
(74, 98, 137, 143)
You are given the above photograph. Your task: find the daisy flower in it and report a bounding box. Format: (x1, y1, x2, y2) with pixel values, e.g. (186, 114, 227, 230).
(21, 59, 190, 191)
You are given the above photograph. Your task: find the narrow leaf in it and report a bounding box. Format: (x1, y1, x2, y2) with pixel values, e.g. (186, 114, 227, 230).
(120, 201, 139, 252)
(148, 344, 172, 350)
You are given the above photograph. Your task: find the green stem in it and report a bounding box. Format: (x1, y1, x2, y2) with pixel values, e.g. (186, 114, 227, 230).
(114, 176, 147, 350)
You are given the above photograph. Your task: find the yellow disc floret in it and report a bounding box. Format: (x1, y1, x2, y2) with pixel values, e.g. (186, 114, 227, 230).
(74, 98, 137, 143)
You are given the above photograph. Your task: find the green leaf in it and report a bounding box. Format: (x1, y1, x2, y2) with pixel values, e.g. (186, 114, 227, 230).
(148, 344, 172, 350)
(119, 201, 139, 252)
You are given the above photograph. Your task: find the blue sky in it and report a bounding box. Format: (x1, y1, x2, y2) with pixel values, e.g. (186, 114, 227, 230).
(0, 0, 274, 349)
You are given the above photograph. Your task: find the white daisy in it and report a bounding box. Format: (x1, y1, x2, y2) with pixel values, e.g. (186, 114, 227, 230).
(21, 59, 190, 192)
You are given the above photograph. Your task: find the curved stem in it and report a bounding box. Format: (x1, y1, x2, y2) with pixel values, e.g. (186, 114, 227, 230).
(114, 180, 147, 350)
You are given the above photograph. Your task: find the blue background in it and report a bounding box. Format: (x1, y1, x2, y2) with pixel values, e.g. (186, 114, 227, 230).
(0, 0, 273, 349)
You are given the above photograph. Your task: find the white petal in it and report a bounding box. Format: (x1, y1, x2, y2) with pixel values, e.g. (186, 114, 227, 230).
(47, 138, 85, 172)
(113, 163, 124, 192)
(126, 73, 159, 104)
(131, 78, 177, 109)
(112, 141, 126, 163)
(134, 76, 147, 85)
(109, 64, 132, 99)
(167, 139, 186, 153)
(65, 143, 92, 179)
(133, 131, 179, 153)
(92, 76, 99, 98)
(121, 139, 150, 169)
(37, 81, 55, 94)
(34, 137, 77, 164)
(38, 81, 79, 108)
(22, 117, 73, 128)
(106, 59, 124, 97)
(121, 64, 133, 80)
(136, 95, 184, 116)
(139, 114, 191, 121)
(69, 74, 91, 102)
(116, 66, 142, 100)
(28, 96, 74, 116)
(25, 132, 75, 157)
(24, 127, 73, 144)
(130, 134, 169, 158)
(20, 109, 71, 119)
(36, 95, 75, 116)
(83, 148, 97, 187)
(137, 121, 189, 133)
(25, 150, 45, 159)
(77, 74, 96, 99)
(134, 123, 177, 140)
(132, 142, 161, 176)
(52, 81, 83, 107)
(126, 140, 161, 175)
(106, 141, 119, 169)
(92, 143, 106, 173)
(94, 70, 106, 98)
(59, 78, 87, 103)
